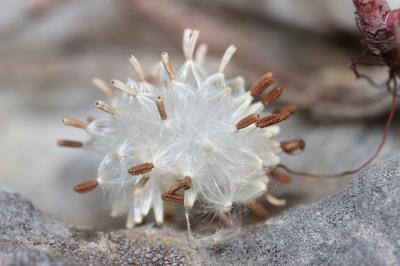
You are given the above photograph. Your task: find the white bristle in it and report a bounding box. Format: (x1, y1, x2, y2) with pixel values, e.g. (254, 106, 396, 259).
(218, 45, 237, 73)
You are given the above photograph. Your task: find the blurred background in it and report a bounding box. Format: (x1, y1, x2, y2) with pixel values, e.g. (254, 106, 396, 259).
(0, 0, 399, 229)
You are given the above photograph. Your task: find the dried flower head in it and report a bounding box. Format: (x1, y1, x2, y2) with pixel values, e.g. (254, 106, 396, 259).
(59, 29, 304, 237)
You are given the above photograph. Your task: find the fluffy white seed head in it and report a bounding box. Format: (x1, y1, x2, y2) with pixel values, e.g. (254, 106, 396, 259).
(62, 29, 294, 234)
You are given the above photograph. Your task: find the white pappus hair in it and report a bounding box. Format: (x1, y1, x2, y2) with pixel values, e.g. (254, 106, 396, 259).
(58, 29, 305, 238)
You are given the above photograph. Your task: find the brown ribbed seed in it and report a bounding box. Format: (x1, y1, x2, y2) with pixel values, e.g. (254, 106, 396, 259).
(256, 112, 291, 128)
(57, 139, 84, 148)
(167, 182, 183, 194)
(74, 180, 99, 193)
(128, 163, 154, 175)
(269, 171, 291, 183)
(162, 193, 183, 203)
(281, 139, 305, 155)
(247, 200, 269, 219)
(167, 176, 192, 194)
(235, 114, 260, 129)
(250, 72, 274, 97)
(261, 86, 284, 105)
(274, 105, 298, 115)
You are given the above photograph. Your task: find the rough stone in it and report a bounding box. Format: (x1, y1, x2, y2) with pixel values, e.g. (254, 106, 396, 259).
(0, 186, 196, 266)
(1, 156, 400, 265)
(202, 155, 400, 266)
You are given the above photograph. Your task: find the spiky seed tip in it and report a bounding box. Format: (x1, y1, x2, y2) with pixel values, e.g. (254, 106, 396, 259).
(281, 139, 305, 155)
(274, 105, 298, 115)
(92, 77, 114, 98)
(250, 72, 274, 97)
(185, 30, 200, 60)
(95, 100, 116, 115)
(261, 86, 284, 105)
(269, 171, 291, 183)
(132, 176, 150, 196)
(195, 43, 208, 65)
(111, 79, 137, 96)
(156, 96, 167, 121)
(236, 114, 260, 129)
(266, 194, 286, 206)
(218, 45, 237, 73)
(129, 55, 145, 81)
(62, 118, 88, 129)
(182, 29, 193, 58)
(57, 139, 84, 148)
(161, 52, 176, 80)
(248, 200, 269, 219)
(162, 193, 184, 203)
(256, 112, 291, 128)
(128, 163, 154, 176)
(74, 179, 99, 193)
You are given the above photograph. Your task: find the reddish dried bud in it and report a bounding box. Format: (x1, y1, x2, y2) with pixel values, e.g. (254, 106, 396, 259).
(353, 0, 393, 54)
(353, 0, 390, 18)
(386, 9, 400, 29)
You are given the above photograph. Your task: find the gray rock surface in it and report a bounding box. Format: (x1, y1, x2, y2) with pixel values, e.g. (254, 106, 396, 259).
(203, 155, 400, 266)
(0, 185, 196, 265)
(1, 157, 399, 265)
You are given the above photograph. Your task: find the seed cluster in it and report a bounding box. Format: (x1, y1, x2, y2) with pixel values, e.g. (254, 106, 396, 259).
(58, 29, 304, 237)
